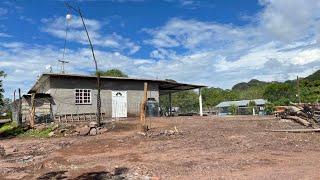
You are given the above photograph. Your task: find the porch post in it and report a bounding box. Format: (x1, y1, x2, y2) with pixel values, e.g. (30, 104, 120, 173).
(169, 93, 172, 116)
(199, 88, 203, 116)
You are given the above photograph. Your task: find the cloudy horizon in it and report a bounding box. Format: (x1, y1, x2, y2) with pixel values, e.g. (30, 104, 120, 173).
(0, 0, 320, 98)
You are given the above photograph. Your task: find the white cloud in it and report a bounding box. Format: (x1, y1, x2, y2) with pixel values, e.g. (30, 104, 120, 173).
(41, 16, 140, 55)
(142, 0, 320, 87)
(258, 0, 320, 42)
(0, 32, 11, 38)
(1, 0, 320, 99)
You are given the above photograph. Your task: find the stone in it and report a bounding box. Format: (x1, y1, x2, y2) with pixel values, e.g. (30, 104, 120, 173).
(98, 128, 108, 134)
(89, 128, 97, 136)
(21, 155, 33, 162)
(89, 121, 98, 128)
(48, 132, 55, 137)
(35, 124, 47, 131)
(59, 129, 68, 134)
(51, 124, 59, 131)
(0, 146, 6, 157)
(77, 126, 91, 136)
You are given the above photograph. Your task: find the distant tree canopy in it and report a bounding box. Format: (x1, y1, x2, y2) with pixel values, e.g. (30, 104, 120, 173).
(96, 69, 128, 77)
(159, 69, 320, 112)
(0, 71, 6, 106)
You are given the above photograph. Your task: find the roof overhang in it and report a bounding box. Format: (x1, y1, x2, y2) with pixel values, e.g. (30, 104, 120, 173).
(28, 73, 206, 94)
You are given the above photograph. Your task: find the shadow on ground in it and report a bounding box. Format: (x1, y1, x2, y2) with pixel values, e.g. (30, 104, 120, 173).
(37, 170, 68, 180)
(36, 167, 129, 180)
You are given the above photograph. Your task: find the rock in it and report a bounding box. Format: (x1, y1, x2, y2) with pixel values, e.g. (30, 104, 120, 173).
(59, 129, 68, 134)
(77, 126, 91, 136)
(89, 128, 97, 136)
(89, 121, 98, 128)
(48, 132, 55, 137)
(137, 132, 146, 136)
(0, 146, 6, 157)
(58, 141, 71, 147)
(35, 124, 47, 131)
(98, 128, 108, 134)
(21, 155, 33, 162)
(51, 124, 59, 131)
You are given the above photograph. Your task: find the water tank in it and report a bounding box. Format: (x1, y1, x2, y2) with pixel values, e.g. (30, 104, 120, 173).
(146, 98, 159, 117)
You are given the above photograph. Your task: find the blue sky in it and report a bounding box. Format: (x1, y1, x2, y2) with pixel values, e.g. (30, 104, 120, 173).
(0, 0, 320, 98)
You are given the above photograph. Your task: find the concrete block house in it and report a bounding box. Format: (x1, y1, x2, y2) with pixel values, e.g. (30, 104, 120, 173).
(16, 73, 205, 124)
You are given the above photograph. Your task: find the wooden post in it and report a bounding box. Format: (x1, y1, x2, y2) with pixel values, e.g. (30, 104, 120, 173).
(13, 90, 17, 124)
(199, 88, 203, 116)
(169, 93, 172, 116)
(18, 88, 22, 125)
(30, 93, 36, 128)
(139, 82, 148, 132)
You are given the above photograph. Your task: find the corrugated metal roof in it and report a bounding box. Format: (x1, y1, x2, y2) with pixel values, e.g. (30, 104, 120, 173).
(215, 99, 267, 108)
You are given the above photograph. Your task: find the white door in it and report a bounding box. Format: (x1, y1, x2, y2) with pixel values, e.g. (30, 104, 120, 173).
(112, 91, 127, 118)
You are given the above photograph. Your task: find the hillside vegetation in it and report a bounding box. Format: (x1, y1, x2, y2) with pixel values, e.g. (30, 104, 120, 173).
(160, 70, 320, 112)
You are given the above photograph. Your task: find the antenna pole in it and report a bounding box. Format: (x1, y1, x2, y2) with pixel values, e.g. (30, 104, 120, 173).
(58, 60, 69, 74)
(65, 2, 101, 126)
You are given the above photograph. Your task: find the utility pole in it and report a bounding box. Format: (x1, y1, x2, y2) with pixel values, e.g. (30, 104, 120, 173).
(58, 60, 69, 74)
(65, 3, 101, 126)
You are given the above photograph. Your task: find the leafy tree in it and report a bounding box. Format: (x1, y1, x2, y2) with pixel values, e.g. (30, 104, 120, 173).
(300, 78, 320, 103)
(0, 71, 6, 106)
(159, 90, 199, 114)
(229, 104, 238, 115)
(265, 102, 275, 115)
(247, 100, 256, 115)
(96, 69, 128, 77)
(263, 82, 296, 105)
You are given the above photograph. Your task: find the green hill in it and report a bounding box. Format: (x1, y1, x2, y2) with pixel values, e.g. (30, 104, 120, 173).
(160, 69, 320, 112)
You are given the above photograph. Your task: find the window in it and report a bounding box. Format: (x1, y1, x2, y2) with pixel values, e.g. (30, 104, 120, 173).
(75, 89, 92, 104)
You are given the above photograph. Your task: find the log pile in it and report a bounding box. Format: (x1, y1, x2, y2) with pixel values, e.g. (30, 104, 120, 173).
(274, 103, 320, 128)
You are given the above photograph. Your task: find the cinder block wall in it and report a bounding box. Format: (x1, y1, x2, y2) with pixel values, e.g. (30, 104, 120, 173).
(48, 77, 159, 117)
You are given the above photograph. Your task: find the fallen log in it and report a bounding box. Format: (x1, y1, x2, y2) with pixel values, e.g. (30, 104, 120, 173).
(285, 115, 311, 127)
(267, 128, 320, 133)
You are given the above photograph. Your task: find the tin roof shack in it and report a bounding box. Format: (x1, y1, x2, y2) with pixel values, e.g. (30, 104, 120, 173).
(19, 73, 205, 124)
(216, 99, 267, 115)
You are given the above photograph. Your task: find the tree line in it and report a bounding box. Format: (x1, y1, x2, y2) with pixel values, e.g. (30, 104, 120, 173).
(0, 69, 319, 116)
(160, 70, 320, 113)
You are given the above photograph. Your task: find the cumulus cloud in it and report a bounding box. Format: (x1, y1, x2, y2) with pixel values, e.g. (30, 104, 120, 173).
(258, 0, 320, 42)
(1, 0, 320, 98)
(41, 16, 140, 55)
(143, 0, 320, 87)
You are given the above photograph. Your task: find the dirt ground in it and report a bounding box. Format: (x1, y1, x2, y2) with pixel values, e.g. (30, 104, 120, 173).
(1, 116, 320, 180)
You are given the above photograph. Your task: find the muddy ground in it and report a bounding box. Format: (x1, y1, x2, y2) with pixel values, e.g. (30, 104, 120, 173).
(1, 116, 320, 180)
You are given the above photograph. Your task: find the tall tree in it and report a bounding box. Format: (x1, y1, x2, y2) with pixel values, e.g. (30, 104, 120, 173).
(96, 69, 128, 77)
(0, 71, 6, 106)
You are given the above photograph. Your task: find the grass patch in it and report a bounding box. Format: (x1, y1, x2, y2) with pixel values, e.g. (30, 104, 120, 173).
(0, 122, 53, 138)
(19, 127, 53, 138)
(0, 122, 25, 137)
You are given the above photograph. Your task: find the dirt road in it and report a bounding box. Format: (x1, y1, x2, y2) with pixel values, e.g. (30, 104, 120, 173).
(1, 116, 320, 179)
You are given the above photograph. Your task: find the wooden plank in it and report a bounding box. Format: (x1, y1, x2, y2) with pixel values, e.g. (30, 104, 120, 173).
(30, 93, 36, 128)
(267, 128, 320, 133)
(285, 116, 311, 127)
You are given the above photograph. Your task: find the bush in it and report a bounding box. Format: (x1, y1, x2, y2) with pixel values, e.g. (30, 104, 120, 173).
(229, 104, 238, 115)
